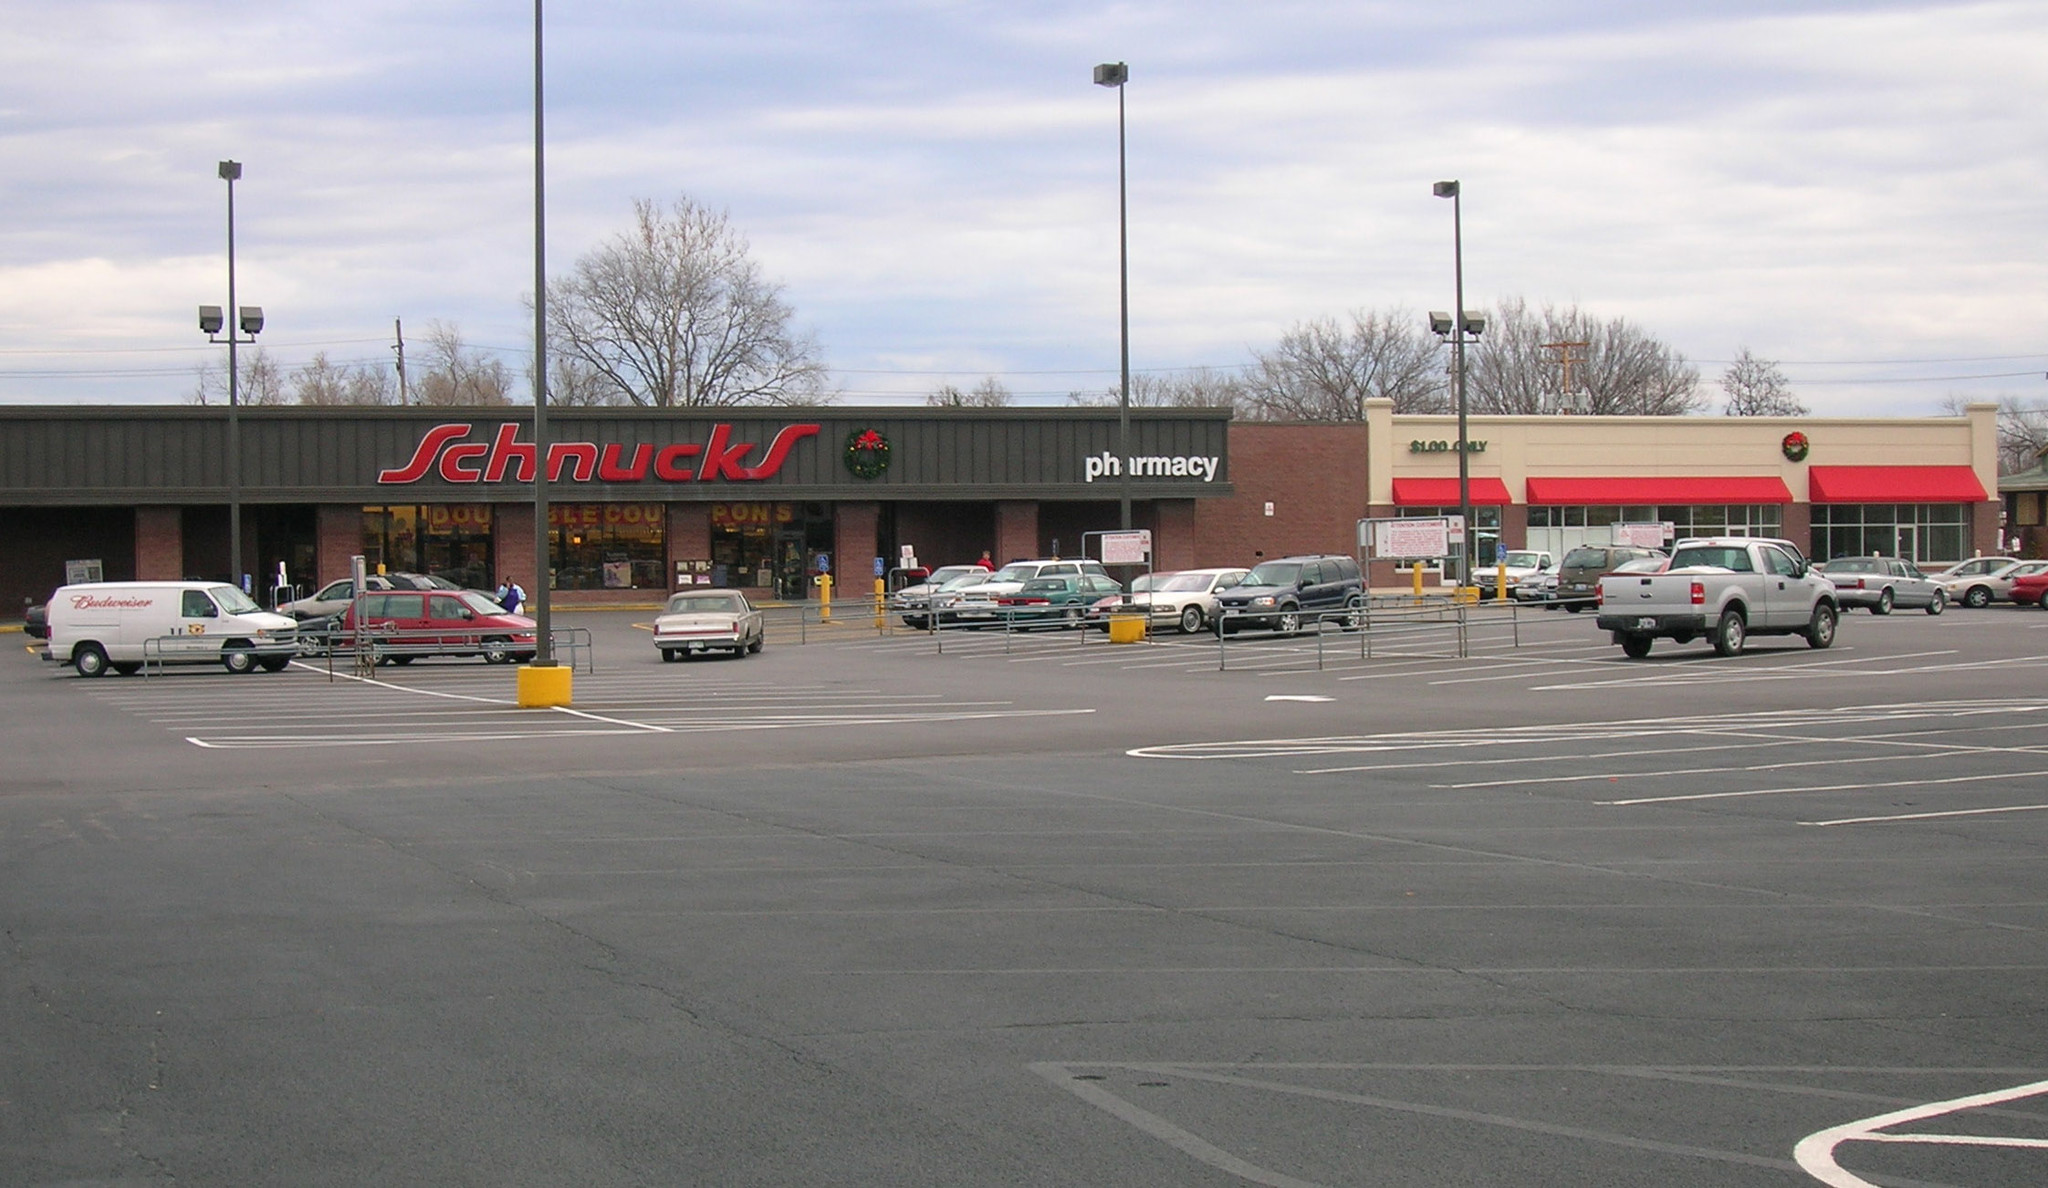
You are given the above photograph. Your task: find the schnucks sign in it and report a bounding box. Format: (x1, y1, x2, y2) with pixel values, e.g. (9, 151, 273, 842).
(377, 422, 822, 485)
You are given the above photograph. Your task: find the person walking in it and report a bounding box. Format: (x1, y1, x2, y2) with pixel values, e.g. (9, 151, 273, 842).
(498, 576, 524, 613)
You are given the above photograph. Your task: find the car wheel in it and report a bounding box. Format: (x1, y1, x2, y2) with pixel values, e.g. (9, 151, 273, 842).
(72, 643, 109, 678)
(111, 660, 143, 676)
(258, 656, 291, 673)
(1964, 585, 1991, 608)
(660, 648, 678, 663)
(1927, 590, 1946, 615)
(1873, 588, 1893, 615)
(222, 645, 258, 674)
(747, 634, 764, 654)
(1805, 602, 1837, 650)
(1712, 608, 1747, 657)
(389, 654, 415, 666)
(1620, 634, 1653, 659)
(1064, 607, 1082, 629)
(1276, 607, 1301, 635)
(1343, 595, 1366, 632)
(1565, 603, 1584, 614)
(482, 637, 513, 665)
(903, 615, 927, 630)
(1178, 604, 1204, 634)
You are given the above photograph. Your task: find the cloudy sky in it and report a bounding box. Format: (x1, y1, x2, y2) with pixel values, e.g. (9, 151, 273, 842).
(3, 0, 2043, 414)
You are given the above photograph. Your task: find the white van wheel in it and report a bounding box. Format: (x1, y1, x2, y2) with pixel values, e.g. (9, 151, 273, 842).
(222, 645, 258, 674)
(73, 643, 109, 678)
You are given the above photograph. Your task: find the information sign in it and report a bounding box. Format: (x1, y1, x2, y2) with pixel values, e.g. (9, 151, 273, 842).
(1100, 530, 1152, 565)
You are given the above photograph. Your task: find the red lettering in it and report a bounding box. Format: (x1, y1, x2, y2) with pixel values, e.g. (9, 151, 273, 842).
(484, 423, 536, 483)
(738, 424, 822, 480)
(598, 443, 652, 482)
(378, 423, 472, 483)
(548, 442, 599, 482)
(654, 444, 698, 481)
(696, 424, 755, 482)
(439, 443, 489, 482)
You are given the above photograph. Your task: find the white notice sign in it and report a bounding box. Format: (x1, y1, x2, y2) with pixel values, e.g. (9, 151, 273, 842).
(1101, 530, 1152, 565)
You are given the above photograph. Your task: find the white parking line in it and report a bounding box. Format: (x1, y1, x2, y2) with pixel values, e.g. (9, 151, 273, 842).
(1794, 1077, 2048, 1186)
(1600, 769, 2048, 807)
(1803, 803, 2048, 827)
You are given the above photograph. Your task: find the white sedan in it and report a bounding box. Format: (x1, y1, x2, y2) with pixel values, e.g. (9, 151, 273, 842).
(1092, 567, 1250, 634)
(653, 590, 764, 660)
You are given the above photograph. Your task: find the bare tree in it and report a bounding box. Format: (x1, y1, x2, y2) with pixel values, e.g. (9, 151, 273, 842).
(1720, 348, 1806, 416)
(413, 321, 513, 406)
(928, 377, 1013, 407)
(1941, 394, 2048, 474)
(187, 348, 288, 406)
(1468, 298, 1703, 415)
(545, 195, 825, 407)
(540, 355, 626, 407)
(1066, 369, 1247, 411)
(1242, 310, 1446, 419)
(292, 351, 397, 406)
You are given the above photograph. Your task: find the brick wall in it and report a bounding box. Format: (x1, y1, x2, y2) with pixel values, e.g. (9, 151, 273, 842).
(994, 501, 1038, 564)
(667, 503, 711, 591)
(496, 504, 536, 593)
(833, 502, 880, 592)
(1155, 500, 1197, 571)
(134, 507, 183, 580)
(313, 505, 361, 586)
(1194, 423, 1369, 567)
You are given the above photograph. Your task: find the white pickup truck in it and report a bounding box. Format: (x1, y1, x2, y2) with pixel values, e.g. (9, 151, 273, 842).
(1596, 537, 1839, 659)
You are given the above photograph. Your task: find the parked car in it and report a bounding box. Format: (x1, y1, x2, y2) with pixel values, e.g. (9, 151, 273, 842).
(992, 574, 1127, 628)
(2006, 569, 2048, 608)
(1817, 556, 1947, 614)
(1478, 550, 1554, 599)
(1597, 537, 1837, 658)
(324, 590, 536, 664)
(1212, 554, 1365, 634)
(1089, 567, 1251, 634)
(937, 559, 1112, 625)
(1930, 556, 2026, 608)
(44, 581, 299, 676)
(1512, 570, 1558, 604)
(23, 600, 48, 640)
(653, 590, 764, 660)
(890, 564, 992, 628)
(277, 572, 455, 620)
(1555, 544, 1666, 611)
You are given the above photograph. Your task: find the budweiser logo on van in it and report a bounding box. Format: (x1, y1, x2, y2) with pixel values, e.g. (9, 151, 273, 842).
(377, 422, 822, 485)
(69, 594, 155, 609)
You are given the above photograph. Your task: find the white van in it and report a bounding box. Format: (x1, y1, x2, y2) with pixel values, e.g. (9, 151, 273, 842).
(44, 581, 299, 677)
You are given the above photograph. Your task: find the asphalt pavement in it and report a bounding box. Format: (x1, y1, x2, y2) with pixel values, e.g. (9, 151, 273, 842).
(4, 604, 2046, 1186)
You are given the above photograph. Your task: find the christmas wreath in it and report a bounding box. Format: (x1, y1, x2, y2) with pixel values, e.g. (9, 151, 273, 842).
(1781, 431, 1811, 463)
(844, 427, 891, 480)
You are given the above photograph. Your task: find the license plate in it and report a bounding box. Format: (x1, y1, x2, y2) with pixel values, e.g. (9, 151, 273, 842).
(1635, 617, 1656, 630)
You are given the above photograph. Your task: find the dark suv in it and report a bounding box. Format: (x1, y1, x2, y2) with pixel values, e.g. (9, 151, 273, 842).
(1213, 554, 1365, 634)
(1555, 544, 1663, 611)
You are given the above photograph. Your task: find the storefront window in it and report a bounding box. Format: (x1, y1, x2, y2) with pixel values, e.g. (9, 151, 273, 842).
(708, 502, 834, 599)
(362, 505, 494, 589)
(1812, 504, 1966, 564)
(548, 503, 666, 590)
(1527, 505, 1782, 539)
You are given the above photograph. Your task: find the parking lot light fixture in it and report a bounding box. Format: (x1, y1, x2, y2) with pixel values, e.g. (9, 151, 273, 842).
(201, 160, 261, 590)
(1095, 61, 1132, 532)
(1433, 179, 1474, 584)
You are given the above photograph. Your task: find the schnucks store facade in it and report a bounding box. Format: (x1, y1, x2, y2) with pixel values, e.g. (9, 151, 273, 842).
(0, 401, 2005, 614)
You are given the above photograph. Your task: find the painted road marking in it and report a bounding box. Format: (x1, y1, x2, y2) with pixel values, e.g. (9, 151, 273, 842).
(1794, 1077, 2048, 1186)
(1804, 803, 2048, 827)
(1265, 695, 1334, 702)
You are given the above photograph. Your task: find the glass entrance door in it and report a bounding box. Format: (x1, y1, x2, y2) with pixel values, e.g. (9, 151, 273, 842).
(773, 531, 808, 600)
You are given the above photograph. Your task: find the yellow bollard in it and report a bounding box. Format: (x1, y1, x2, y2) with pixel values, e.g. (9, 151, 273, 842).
(516, 663, 573, 707)
(1496, 560, 1508, 603)
(1412, 560, 1425, 597)
(817, 573, 832, 622)
(873, 578, 886, 630)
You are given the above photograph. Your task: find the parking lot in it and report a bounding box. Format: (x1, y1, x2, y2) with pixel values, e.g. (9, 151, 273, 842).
(5, 604, 2046, 1185)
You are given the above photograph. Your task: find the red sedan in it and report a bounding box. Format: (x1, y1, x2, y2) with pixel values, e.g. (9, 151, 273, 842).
(2007, 570, 2048, 608)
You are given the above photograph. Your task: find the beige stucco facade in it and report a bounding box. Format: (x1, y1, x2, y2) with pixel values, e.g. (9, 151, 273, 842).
(1365, 400, 1998, 507)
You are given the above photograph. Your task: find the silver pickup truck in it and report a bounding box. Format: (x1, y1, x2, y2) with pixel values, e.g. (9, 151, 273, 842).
(1596, 537, 1839, 658)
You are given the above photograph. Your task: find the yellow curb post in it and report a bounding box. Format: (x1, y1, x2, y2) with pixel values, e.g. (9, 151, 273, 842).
(817, 573, 832, 622)
(1107, 614, 1147, 644)
(517, 664, 573, 707)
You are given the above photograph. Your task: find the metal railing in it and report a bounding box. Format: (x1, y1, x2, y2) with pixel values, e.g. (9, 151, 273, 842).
(140, 633, 298, 676)
(1211, 598, 1539, 671)
(297, 625, 595, 678)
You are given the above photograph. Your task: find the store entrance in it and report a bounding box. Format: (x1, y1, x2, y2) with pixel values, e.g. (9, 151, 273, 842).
(773, 529, 808, 601)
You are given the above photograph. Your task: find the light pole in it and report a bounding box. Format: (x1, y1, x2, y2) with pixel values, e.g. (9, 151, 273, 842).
(530, 0, 554, 667)
(1094, 61, 1132, 532)
(198, 159, 262, 590)
(1430, 180, 1483, 585)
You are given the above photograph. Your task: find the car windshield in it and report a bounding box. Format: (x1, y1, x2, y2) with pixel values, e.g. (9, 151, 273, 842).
(1670, 546, 1753, 571)
(210, 585, 260, 614)
(990, 564, 1038, 583)
(1561, 548, 1607, 569)
(1242, 562, 1303, 587)
(1502, 552, 1545, 569)
(458, 592, 506, 615)
(1019, 578, 1071, 594)
(1159, 573, 1216, 593)
(667, 593, 744, 614)
(926, 566, 977, 585)
(1129, 574, 1161, 593)
(1823, 558, 1875, 573)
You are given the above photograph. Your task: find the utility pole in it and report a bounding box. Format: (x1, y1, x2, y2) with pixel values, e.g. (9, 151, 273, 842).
(393, 318, 409, 406)
(1540, 340, 1589, 413)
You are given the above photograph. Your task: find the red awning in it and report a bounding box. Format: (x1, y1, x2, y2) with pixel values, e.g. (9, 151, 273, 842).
(1390, 477, 1514, 506)
(1523, 476, 1793, 505)
(1808, 465, 1988, 504)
